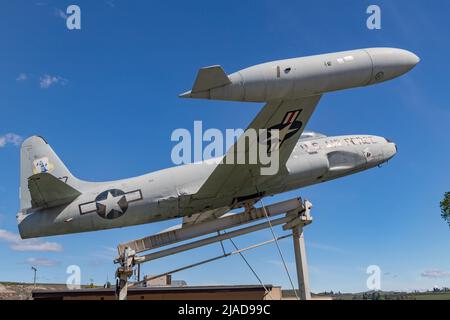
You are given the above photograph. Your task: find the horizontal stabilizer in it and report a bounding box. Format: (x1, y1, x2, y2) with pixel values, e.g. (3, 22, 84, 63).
(191, 65, 231, 93)
(28, 173, 81, 209)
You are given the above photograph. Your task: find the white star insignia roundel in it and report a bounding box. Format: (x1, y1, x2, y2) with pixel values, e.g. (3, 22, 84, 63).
(78, 189, 143, 219)
(96, 191, 124, 218)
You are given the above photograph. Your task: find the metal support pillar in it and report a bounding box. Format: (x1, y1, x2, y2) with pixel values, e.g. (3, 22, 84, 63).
(115, 247, 140, 300)
(137, 263, 141, 282)
(283, 199, 313, 300)
(292, 225, 311, 300)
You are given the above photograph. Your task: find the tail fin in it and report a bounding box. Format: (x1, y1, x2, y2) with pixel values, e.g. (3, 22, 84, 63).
(20, 136, 81, 211)
(179, 65, 231, 97)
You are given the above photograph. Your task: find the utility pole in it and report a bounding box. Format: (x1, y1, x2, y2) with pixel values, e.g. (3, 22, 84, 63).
(31, 267, 37, 287)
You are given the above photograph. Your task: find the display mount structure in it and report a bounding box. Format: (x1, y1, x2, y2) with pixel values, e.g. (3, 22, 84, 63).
(114, 197, 313, 300)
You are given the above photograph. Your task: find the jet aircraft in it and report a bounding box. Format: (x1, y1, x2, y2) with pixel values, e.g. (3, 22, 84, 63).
(17, 48, 419, 238)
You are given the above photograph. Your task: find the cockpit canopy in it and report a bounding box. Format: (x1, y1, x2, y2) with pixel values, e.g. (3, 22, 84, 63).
(299, 131, 327, 141)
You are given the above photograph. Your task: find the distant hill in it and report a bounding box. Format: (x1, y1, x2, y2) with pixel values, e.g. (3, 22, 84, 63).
(0, 282, 100, 300)
(282, 289, 450, 300)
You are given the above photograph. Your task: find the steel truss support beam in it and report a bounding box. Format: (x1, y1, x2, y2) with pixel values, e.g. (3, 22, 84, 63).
(114, 197, 313, 300)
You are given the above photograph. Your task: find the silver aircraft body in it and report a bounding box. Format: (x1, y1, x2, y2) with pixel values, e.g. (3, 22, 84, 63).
(17, 48, 419, 238)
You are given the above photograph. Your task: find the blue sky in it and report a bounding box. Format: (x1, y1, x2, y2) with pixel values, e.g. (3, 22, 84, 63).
(0, 0, 449, 293)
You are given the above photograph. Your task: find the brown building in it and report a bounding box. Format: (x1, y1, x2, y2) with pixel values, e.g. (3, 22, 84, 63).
(32, 285, 282, 300)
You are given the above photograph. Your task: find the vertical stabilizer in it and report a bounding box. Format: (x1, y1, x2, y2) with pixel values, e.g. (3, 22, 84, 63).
(20, 136, 81, 211)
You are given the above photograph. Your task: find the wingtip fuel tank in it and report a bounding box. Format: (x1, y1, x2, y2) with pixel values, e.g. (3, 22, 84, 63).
(180, 47, 419, 102)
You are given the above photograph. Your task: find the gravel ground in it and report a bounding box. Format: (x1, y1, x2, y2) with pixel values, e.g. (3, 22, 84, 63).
(0, 282, 74, 300)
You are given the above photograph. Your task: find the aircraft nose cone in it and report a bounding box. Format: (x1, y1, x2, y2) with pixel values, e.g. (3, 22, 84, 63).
(399, 49, 420, 71)
(383, 141, 397, 161)
(407, 50, 420, 66)
(366, 48, 420, 83)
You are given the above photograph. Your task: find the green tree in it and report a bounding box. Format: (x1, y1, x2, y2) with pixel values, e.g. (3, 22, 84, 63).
(440, 192, 450, 228)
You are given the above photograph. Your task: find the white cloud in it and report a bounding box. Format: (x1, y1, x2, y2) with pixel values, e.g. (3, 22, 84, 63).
(14, 73, 68, 89)
(54, 8, 68, 20)
(12, 241, 62, 252)
(102, 246, 117, 254)
(0, 229, 18, 242)
(308, 241, 346, 254)
(39, 74, 68, 89)
(0, 133, 23, 148)
(88, 246, 118, 267)
(24, 257, 60, 267)
(421, 269, 450, 279)
(0, 229, 63, 252)
(16, 73, 28, 81)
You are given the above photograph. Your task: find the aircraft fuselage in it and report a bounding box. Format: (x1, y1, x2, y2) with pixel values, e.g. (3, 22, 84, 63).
(17, 133, 396, 238)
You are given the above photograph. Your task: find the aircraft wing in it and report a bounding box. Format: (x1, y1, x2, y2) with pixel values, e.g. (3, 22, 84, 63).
(193, 95, 322, 201)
